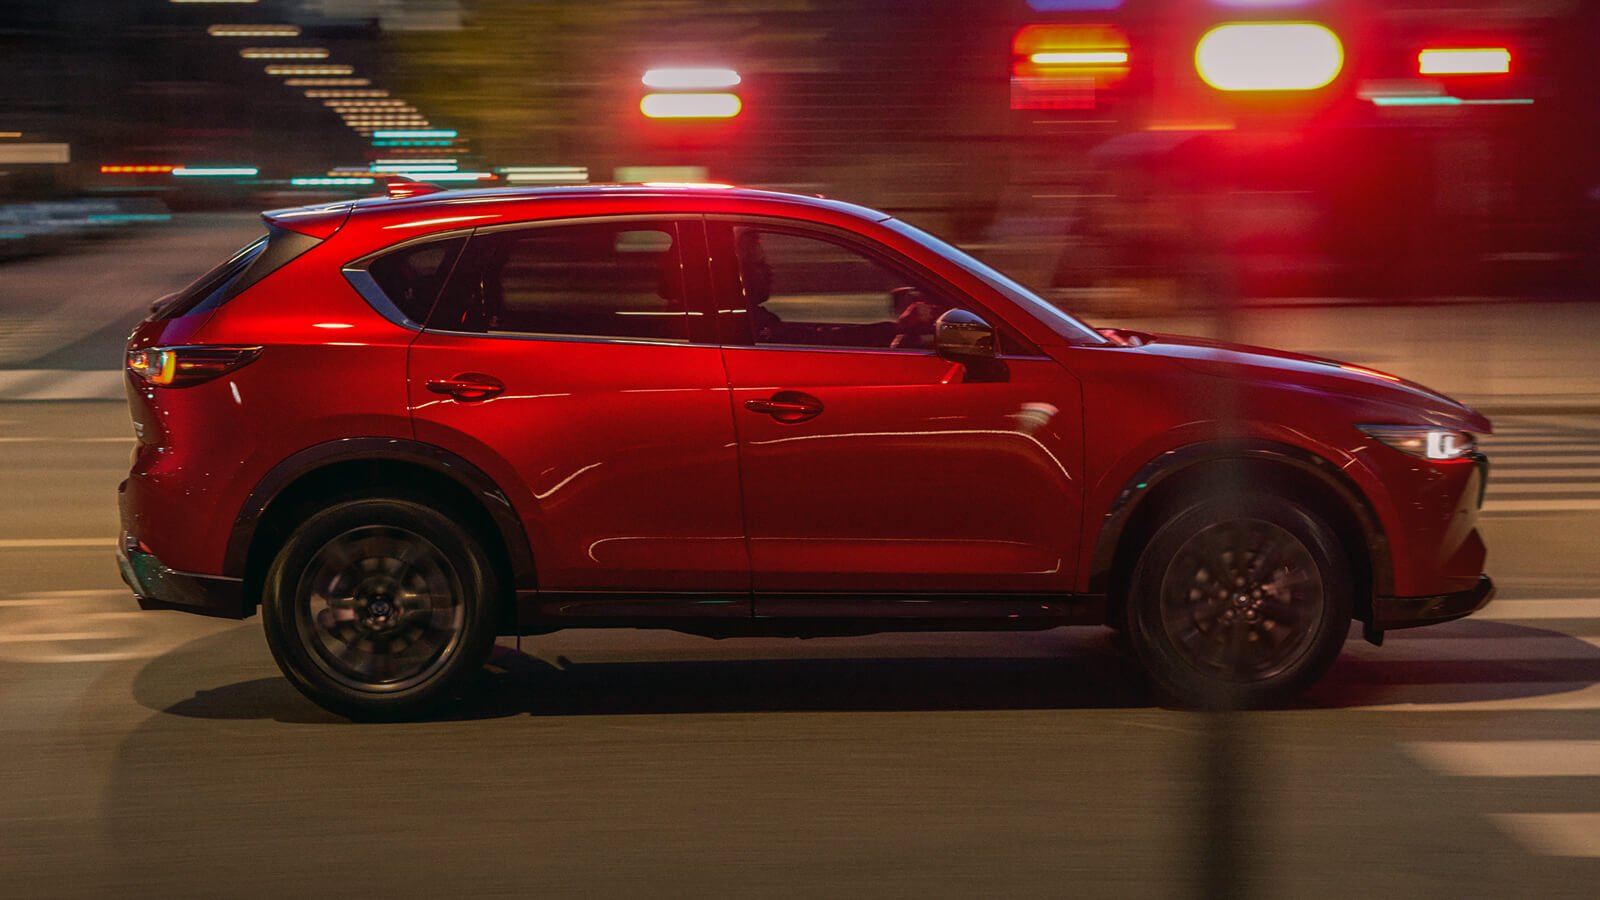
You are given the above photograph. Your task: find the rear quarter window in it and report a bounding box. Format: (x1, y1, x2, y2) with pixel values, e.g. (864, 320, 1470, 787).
(342, 235, 467, 329)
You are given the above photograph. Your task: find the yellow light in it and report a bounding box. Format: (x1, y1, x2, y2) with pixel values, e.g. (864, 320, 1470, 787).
(265, 65, 354, 76)
(241, 48, 330, 59)
(1419, 48, 1511, 76)
(284, 78, 371, 86)
(304, 90, 389, 98)
(207, 24, 300, 37)
(640, 92, 742, 119)
(1196, 23, 1344, 92)
(1030, 51, 1129, 65)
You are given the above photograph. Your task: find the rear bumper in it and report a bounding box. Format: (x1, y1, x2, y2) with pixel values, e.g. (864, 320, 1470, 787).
(118, 535, 253, 619)
(1371, 574, 1495, 631)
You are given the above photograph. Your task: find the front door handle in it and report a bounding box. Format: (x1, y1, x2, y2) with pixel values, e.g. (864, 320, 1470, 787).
(425, 373, 504, 402)
(744, 390, 823, 424)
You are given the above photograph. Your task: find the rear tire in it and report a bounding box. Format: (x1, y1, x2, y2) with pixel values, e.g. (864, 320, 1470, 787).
(262, 497, 498, 720)
(1126, 494, 1351, 708)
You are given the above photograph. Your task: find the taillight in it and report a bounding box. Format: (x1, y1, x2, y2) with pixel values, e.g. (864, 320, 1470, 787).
(127, 345, 262, 387)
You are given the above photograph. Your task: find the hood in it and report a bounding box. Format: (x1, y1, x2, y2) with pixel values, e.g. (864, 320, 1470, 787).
(1097, 327, 1492, 434)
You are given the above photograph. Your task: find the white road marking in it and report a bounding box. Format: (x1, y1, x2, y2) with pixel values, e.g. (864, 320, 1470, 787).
(0, 631, 127, 643)
(1477, 598, 1600, 620)
(1345, 636, 1600, 661)
(1355, 682, 1600, 711)
(1487, 482, 1600, 494)
(1490, 814, 1600, 858)
(1493, 469, 1600, 480)
(1406, 741, 1600, 778)
(0, 538, 115, 549)
(1485, 499, 1600, 513)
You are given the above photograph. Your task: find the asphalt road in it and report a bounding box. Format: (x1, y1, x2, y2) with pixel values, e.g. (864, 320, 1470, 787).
(2, 400, 1598, 898)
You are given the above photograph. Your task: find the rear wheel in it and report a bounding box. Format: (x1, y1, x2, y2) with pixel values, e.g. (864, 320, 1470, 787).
(1127, 494, 1351, 708)
(262, 498, 498, 719)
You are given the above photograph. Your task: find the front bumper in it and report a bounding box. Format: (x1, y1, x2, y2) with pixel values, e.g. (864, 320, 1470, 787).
(1371, 574, 1495, 631)
(118, 535, 252, 619)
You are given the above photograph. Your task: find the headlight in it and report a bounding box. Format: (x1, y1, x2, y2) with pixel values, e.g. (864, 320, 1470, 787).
(1357, 425, 1476, 460)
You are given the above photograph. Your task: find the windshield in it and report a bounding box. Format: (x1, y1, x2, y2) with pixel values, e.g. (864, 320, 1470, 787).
(883, 218, 1106, 345)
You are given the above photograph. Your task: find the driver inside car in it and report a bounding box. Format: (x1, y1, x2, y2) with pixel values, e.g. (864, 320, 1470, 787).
(736, 227, 944, 349)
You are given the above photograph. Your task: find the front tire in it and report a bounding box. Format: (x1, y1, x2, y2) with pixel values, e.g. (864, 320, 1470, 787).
(262, 497, 498, 720)
(1127, 494, 1351, 708)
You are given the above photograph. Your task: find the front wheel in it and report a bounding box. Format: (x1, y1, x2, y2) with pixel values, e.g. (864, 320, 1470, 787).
(262, 498, 499, 720)
(1127, 495, 1352, 708)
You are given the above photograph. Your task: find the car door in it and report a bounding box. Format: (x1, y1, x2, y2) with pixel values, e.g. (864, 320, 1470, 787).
(407, 216, 750, 610)
(708, 218, 1085, 604)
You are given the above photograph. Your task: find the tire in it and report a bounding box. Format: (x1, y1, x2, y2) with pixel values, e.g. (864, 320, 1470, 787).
(1126, 494, 1352, 708)
(262, 497, 499, 720)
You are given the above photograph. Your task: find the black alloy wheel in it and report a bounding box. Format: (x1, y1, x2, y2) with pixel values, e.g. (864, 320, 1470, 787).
(1127, 494, 1352, 708)
(263, 497, 498, 719)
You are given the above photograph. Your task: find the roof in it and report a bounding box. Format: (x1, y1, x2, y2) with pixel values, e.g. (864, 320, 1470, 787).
(345, 183, 893, 223)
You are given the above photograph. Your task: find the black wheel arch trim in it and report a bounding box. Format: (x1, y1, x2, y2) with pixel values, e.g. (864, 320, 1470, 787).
(1088, 439, 1393, 603)
(223, 437, 537, 591)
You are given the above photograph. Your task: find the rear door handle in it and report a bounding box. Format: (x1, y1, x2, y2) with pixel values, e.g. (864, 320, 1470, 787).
(744, 390, 823, 424)
(425, 373, 504, 402)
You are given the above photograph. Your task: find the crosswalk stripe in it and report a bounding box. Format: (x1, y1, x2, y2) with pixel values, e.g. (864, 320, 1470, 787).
(1489, 814, 1600, 858)
(1493, 469, 1600, 480)
(1355, 682, 1600, 711)
(0, 538, 116, 549)
(1406, 741, 1600, 777)
(1485, 499, 1600, 512)
(1476, 598, 1600, 620)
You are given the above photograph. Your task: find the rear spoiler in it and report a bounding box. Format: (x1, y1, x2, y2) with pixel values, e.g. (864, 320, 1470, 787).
(261, 201, 354, 240)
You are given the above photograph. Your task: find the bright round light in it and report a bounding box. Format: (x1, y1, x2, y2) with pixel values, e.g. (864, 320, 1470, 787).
(1195, 23, 1344, 92)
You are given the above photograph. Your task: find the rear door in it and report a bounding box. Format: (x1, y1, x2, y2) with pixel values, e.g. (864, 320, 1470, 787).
(407, 216, 750, 606)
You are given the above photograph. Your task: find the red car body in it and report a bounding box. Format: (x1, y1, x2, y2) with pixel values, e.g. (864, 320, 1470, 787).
(119, 185, 1492, 711)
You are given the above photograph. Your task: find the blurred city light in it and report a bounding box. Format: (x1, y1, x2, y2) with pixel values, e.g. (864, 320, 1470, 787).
(206, 25, 300, 37)
(640, 93, 743, 118)
(100, 165, 175, 174)
(240, 49, 331, 60)
(290, 177, 374, 186)
(264, 65, 354, 76)
(1025, 0, 1124, 9)
(498, 166, 590, 184)
(1195, 23, 1344, 91)
(171, 166, 258, 177)
(284, 78, 371, 86)
(372, 129, 457, 139)
(641, 68, 742, 90)
(1419, 48, 1512, 76)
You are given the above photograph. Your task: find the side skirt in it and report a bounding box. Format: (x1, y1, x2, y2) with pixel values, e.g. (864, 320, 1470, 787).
(514, 590, 1106, 637)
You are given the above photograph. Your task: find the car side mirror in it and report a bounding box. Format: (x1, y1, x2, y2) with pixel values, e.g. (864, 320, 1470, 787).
(934, 308, 997, 362)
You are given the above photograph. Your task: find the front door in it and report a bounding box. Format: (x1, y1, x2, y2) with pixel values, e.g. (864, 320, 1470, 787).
(711, 221, 1085, 600)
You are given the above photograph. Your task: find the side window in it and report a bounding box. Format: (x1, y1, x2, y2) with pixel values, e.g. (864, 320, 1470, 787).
(365, 236, 466, 325)
(735, 227, 952, 352)
(435, 221, 688, 342)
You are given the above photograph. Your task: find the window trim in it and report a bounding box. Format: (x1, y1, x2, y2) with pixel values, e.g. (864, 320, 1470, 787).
(422, 214, 714, 346)
(705, 215, 1049, 360)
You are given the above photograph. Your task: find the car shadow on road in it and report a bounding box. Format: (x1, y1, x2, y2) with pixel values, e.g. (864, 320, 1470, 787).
(134, 618, 1600, 723)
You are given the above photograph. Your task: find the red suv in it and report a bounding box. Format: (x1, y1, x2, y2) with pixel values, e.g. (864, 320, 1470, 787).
(119, 185, 1493, 717)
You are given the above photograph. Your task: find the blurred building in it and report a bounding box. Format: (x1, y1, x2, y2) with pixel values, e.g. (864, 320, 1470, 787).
(3, 0, 1595, 296)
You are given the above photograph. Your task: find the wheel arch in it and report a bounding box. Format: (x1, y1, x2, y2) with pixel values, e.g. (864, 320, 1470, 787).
(224, 438, 537, 620)
(1089, 441, 1391, 626)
